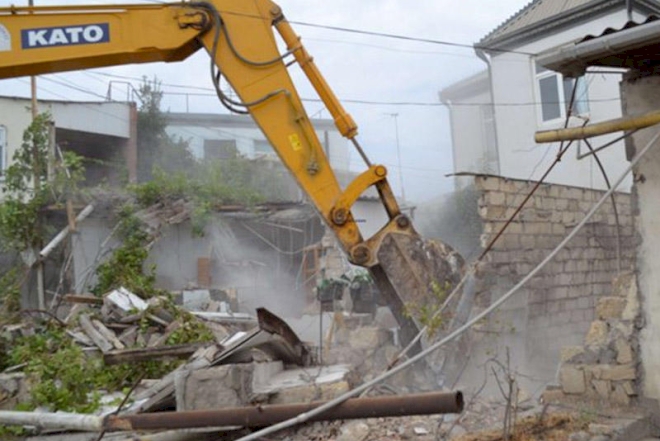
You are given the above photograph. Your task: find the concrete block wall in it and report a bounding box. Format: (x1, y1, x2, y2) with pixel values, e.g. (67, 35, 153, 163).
(473, 175, 635, 380)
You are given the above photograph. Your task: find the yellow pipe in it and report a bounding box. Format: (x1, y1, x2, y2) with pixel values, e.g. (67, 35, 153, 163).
(535, 110, 660, 143)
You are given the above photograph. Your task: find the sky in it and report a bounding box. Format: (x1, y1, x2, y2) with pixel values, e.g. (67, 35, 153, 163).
(0, 0, 531, 204)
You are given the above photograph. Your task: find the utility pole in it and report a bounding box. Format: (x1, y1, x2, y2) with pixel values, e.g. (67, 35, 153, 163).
(389, 113, 406, 202)
(28, 0, 45, 312)
(29, 0, 37, 119)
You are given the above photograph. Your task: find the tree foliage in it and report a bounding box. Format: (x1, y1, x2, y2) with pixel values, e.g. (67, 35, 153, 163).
(0, 113, 84, 251)
(137, 78, 196, 181)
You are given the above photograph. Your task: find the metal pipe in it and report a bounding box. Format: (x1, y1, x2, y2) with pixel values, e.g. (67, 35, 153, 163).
(535, 110, 660, 143)
(105, 391, 463, 431)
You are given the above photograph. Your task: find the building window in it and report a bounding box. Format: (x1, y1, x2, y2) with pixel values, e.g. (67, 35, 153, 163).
(203, 139, 237, 160)
(535, 62, 589, 122)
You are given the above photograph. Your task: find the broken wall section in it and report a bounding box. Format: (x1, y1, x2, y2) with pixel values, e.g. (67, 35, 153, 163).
(472, 175, 635, 382)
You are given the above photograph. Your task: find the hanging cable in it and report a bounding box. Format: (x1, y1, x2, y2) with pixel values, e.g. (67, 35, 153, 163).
(189, 2, 291, 114)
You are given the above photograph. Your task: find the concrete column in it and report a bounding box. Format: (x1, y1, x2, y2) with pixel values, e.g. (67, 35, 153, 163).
(621, 72, 660, 400)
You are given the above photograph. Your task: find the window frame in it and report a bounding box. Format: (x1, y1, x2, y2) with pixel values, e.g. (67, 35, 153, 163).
(534, 61, 589, 124)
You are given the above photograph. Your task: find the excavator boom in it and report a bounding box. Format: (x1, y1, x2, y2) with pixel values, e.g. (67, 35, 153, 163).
(0, 0, 463, 352)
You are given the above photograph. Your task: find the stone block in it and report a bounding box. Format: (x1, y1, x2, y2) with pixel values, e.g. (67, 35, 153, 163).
(542, 387, 567, 404)
(337, 421, 370, 441)
(175, 363, 259, 411)
(560, 366, 586, 394)
(591, 379, 611, 399)
(348, 326, 392, 350)
(0, 373, 28, 410)
(615, 339, 634, 364)
(600, 364, 636, 381)
(255, 364, 354, 404)
(621, 380, 636, 396)
(478, 177, 500, 191)
(560, 346, 585, 363)
(622, 280, 640, 321)
(585, 321, 609, 347)
(596, 297, 627, 320)
(611, 383, 631, 405)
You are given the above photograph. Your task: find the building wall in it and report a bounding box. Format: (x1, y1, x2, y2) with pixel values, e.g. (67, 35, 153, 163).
(0, 96, 134, 187)
(165, 115, 350, 175)
(440, 71, 495, 189)
(488, 9, 640, 191)
(620, 73, 660, 400)
(471, 175, 634, 382)
(444, 9, 650, 192)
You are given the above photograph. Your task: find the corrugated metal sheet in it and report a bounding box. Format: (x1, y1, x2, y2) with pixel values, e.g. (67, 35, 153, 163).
(480, 0, 593, 46)
(580, 14, 659, 41)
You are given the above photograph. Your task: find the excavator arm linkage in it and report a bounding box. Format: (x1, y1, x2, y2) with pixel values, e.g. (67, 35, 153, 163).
(0, 0, 463, 352)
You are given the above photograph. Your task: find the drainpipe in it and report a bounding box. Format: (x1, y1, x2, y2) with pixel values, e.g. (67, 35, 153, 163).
(474, 48, 501, 175)
(438, 94, 459, 189)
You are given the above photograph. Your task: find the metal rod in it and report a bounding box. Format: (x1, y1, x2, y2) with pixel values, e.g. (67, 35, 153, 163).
(535, 110, 660, 143)
(576, 130, 637, 160)
(105, 391, 463, 431)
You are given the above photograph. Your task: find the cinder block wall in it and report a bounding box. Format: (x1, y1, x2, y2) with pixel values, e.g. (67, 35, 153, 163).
(472, 175, 635, 380)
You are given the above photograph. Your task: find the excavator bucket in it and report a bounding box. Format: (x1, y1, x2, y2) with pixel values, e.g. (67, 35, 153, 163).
(368, 225, 465, 355)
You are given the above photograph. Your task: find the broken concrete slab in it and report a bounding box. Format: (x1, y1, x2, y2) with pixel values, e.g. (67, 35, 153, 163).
(254, 364, 354, 404)
(175, 363, 257, 411)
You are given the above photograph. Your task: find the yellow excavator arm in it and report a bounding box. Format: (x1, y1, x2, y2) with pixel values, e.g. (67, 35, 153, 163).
(0, 0, 463, 351)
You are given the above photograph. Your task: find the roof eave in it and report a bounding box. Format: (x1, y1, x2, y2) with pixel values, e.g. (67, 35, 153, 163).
(537, 18, 660, 76)
(478, 0, 660, 52)
(478, 0, 621, 51)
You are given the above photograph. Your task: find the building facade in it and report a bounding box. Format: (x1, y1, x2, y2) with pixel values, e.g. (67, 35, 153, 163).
(441, 0, 660, 190)
(0, 95, 137, 189)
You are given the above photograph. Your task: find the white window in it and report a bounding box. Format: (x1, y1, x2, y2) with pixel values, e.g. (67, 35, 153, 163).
(535, 62, 589, 123)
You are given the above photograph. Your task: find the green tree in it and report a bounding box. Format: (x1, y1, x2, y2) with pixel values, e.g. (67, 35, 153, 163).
(137, 77, 196, 181)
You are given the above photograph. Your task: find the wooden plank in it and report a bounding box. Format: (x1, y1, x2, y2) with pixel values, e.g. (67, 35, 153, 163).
(79, 314, 113, 353)
(103, 343, 209, 365)
(91, 319, 125, 350)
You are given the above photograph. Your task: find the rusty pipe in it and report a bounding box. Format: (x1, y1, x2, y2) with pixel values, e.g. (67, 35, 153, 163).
(106, 391, 463, 431)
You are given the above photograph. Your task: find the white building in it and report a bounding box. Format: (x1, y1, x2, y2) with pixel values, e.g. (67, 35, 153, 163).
(0, 95, 137, 187)
(440, 0, 660, 190)
(165, 112, 350, 172)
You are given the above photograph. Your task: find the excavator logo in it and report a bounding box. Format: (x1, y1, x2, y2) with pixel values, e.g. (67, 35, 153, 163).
(21, 23, 109, 49)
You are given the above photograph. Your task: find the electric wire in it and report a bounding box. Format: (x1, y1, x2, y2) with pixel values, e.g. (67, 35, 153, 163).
(81, 70, 624, 108)
(236, 127, 660, 441)
(287, 20, 535, 56)
(583, 137, 622, 272)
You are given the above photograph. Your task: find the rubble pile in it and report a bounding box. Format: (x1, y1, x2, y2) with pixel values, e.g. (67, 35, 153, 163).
(545, 271, 641, 406)
(0, 288, 364, 439)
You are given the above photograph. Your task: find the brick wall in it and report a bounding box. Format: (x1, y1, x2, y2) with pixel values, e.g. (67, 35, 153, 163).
(472, 175, 635, 380)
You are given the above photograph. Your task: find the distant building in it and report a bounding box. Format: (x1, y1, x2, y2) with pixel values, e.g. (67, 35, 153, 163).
(440, 0, 660, 190)
(0, 95, 137, 190)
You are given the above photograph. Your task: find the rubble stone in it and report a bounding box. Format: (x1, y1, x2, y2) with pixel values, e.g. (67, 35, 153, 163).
(561, 346, 585, 362)
(560, 366, 586, 394)
(622, 279, 640, 321)
(336, 421, 370, 441)
(175, 363, 257, 411)
(621, 380, 636, 396)
(596, 297, 626, 320)
(615, 339, 634, 364)
(599, 364, 636, 381)
(255, 364, 354, 405)
(585, 321, 609, 347)
(348, 326, 392, 350)
(591, 379, 611, 399)
(611, 383, 631, 405)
